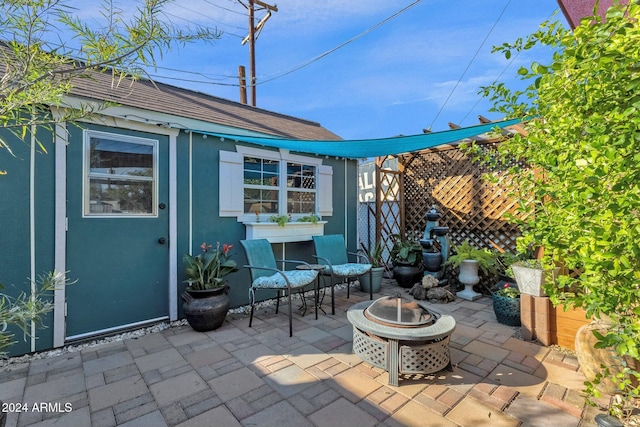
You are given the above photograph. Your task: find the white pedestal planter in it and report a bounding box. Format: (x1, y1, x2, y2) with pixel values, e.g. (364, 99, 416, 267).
(457, 259, 482, 301)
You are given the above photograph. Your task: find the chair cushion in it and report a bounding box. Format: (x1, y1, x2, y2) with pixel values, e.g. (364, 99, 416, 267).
(327, 263, 372, 277)
(253, 269, 318, 289)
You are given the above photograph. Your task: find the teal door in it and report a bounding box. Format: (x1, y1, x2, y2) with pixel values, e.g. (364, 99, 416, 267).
(65, 126, 170, 339)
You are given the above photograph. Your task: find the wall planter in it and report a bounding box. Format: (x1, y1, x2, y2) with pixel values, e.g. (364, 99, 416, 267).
(243, 221, 327, 243)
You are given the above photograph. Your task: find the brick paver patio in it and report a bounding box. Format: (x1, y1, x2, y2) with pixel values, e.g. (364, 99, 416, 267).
(0, 279, 608, 426)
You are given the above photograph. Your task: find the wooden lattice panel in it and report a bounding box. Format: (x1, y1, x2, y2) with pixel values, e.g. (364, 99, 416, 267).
(377, 169, 403, 267)
(400, 142, 529, 253)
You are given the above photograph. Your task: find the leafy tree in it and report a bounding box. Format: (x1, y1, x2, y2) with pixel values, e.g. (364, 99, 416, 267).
(473, 2, 640, 421)
(0, 0, 221, 172)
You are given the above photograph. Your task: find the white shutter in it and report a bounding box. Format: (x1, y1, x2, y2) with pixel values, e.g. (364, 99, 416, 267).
(219, 150, 244, 217)
(318, 164, 333, 217)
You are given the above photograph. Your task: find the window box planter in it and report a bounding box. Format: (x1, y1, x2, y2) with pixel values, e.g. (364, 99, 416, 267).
(243, 221, 327, 243)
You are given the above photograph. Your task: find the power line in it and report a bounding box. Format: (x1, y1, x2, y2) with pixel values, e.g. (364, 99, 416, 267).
(203, 0, 246, 17)
(427, 0, 512, 130)
(257, 0, 424, 85)
(144, 1, 426, 89)
(161, 8, 244, 39)
(457, 7, 560, 126)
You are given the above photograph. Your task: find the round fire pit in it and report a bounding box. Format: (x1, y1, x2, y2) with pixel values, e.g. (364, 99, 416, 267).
(347, 294, 456, 386)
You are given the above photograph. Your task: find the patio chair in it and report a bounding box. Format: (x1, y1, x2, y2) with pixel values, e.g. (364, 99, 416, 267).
(240, 239, 319, 337)
(312, 234, 373, 315)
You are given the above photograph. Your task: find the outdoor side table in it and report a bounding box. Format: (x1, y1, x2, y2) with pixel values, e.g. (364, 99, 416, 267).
(296, 264, 326, 320)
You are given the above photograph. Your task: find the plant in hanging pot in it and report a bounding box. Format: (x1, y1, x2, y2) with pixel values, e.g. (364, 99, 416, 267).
(491, 282, 521, 326)
(358, 240, 387, 293)
(446, 241, 497, 301)
(182, 242, 239, 331)
(390, 233, 424, 288)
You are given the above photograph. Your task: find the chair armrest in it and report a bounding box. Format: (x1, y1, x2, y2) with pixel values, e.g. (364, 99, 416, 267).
(312, 255, 332, 267)
(348, 251, 370, 263)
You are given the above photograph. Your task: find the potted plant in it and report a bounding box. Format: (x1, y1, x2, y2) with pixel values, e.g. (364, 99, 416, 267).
(446, 241, 497, 301)
(268, 214, 289, 227)
(358, 240, 387, 293)
(491, 282, 521, 326)
(509, 259, 548, 297)
(182, 242, 239, 331)
(390, 233, 424, 288)
(496, 251, 529, 282)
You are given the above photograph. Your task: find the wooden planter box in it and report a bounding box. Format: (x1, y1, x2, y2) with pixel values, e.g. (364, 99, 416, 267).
(550, 303, 591, 350)
(521, 296, 591, 349)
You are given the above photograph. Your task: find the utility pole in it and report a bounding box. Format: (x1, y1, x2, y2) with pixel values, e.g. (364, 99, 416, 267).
(238, 65, 247, 105)
(238, 0, 277, 107)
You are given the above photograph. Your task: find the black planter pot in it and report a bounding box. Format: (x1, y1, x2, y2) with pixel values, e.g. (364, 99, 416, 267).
(182, 286, 230, 332)
(393, 263, 423, 288)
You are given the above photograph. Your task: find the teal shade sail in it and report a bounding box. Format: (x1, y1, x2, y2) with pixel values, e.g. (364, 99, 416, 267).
(190, 118, 521, 159)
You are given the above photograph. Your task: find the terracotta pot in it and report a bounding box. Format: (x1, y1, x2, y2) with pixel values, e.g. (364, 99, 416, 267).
(182, 286, 230, 332)
(575, 320, 640, 394)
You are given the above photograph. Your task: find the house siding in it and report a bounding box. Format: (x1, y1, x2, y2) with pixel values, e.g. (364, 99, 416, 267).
(1, 126, 57, 356)
(2, 122, 357, 357)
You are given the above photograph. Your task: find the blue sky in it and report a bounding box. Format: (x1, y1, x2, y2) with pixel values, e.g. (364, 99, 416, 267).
(79, 0, 568, 140)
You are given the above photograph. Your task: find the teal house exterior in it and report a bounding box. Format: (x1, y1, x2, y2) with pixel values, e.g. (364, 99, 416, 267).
(0, 71, 358, 357)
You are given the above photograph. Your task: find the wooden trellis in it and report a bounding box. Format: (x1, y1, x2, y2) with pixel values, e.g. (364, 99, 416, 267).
(371, 139, 529, 256)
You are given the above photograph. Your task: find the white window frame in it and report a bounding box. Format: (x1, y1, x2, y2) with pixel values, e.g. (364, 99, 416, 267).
(83, 130, 159, 218)
(219, 146, 332, 222)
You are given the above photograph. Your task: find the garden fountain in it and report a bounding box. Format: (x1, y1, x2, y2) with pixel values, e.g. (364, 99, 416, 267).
(419, 206, 451, 285)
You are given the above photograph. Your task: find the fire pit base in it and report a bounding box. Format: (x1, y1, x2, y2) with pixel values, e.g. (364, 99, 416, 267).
(347, 300, 456, 386)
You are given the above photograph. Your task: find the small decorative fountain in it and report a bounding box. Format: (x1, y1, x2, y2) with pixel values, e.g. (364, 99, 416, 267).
(419, 207, 451, 284)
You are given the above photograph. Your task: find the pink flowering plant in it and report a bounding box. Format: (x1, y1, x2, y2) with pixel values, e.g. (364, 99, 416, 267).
(183, 242, 239, 290)
(495, 283, 520, 299)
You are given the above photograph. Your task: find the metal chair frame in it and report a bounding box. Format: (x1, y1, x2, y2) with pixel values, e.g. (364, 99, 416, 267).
(240, 239, 318, 337)
(312, 234, 373, 315)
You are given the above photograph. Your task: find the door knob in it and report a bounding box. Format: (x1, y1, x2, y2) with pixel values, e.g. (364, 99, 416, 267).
(158, 237, 167, 244)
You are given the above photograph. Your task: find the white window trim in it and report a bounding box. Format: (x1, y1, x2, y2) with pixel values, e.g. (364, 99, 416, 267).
(83, 130, 159, 218)
(234, 146, 325, 223)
